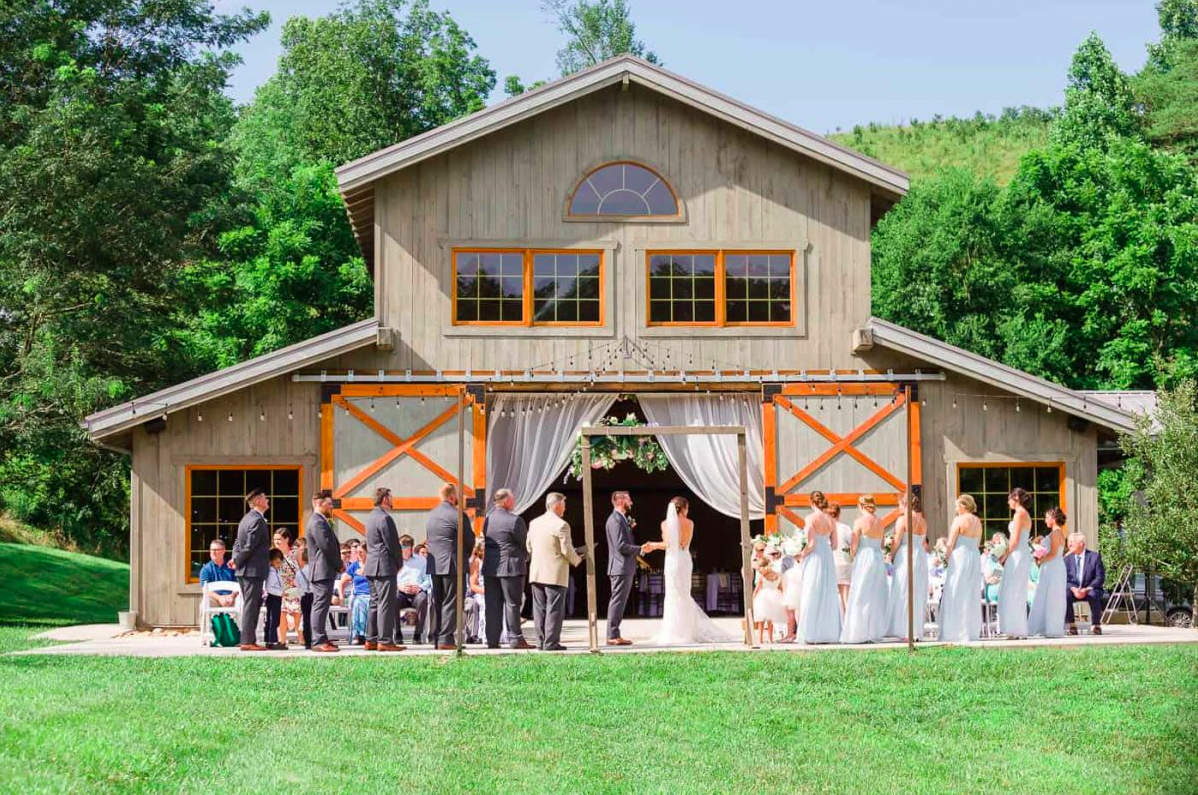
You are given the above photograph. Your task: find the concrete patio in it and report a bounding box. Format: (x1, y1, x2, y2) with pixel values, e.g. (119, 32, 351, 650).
(14, 618, 1197, 658)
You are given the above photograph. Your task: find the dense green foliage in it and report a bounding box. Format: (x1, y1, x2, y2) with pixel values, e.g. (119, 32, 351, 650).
(0, 639, 1193, 793)
(829, 108, 1054, 184)
(1122, 381, 1198, 614)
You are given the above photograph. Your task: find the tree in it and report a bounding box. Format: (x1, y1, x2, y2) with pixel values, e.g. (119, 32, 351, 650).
(233, 0, 495, 180)
(1051, 33, 1140, 149)
(1121, 380, 1198, 628)
(1136, 38, 1198, 162)
(1147, 0, 1198, 68)
(542, 0, 659, 76)
(0, 1, 268, 554)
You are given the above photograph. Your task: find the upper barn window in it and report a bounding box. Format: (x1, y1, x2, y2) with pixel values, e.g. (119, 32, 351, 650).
(568, 161, 679, 218)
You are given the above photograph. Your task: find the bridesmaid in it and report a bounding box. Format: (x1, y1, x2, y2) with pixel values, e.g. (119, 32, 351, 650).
(1027, 507, 1068, 638)
(885, 492, 929, 641)
(796, 490, 842, 644)
(997, 487, 1033, 639)
(840, 495, 889, 643)
(938, 495, 984, 642)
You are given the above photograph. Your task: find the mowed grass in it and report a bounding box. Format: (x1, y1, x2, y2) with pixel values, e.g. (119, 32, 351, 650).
(0, 541, 1194, 794)
(1, 642, 1195, 795)
(0, 541, 128, 654)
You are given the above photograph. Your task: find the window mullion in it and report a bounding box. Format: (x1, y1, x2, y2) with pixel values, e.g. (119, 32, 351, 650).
(523, 249, 533, 326)
(715, 250, 726, 327)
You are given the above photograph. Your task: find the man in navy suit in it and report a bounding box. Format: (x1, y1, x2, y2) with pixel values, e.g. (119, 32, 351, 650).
(1064, 533, 1105, 635)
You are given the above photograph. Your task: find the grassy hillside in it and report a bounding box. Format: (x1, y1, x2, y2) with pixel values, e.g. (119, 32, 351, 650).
(0, 542, 128, 628)
(829, 107, 1055, 183)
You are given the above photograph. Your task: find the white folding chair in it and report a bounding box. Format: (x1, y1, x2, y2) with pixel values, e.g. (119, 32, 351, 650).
(199, 581, 242, 646)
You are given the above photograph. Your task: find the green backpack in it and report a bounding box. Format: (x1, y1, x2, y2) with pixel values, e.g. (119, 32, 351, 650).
(211, 613, 241, 647)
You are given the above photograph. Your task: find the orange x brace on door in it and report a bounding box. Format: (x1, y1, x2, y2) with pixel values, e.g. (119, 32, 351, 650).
(320, 384, 486, 535)
(762, 383, 920, 534)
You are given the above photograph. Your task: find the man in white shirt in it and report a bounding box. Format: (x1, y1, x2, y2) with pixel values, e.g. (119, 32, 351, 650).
(396, 534, 431, 644)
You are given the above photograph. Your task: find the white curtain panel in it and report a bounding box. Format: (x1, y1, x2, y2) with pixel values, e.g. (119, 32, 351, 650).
(486, 393, 618, 514)
(637, 394, 767, 520)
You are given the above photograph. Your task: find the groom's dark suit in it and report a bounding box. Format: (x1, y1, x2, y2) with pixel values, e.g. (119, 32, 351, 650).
(606, 509, 641, 641)
(1065, 548, 1106, 626)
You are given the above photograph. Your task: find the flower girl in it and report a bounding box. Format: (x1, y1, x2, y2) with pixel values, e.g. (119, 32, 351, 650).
(752, 546, 788, 643)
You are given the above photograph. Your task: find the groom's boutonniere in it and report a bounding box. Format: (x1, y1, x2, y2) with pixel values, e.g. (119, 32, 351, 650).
(627, 515, 637, 530)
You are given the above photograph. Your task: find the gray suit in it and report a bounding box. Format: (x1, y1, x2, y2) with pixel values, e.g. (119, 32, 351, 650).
(364, 506, 402, 644)
(232, 508, 270, 644)
(426, 500, 465, 646)
(605, 510, 640, 640)
(306, 511, 342, 645)
(482, 507, 528, 647)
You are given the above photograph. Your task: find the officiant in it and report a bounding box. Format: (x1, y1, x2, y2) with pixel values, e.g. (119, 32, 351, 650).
(526, 492, 585, 651)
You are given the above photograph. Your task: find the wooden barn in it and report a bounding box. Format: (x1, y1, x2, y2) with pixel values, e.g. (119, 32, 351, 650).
(82, 56, 1137, 628)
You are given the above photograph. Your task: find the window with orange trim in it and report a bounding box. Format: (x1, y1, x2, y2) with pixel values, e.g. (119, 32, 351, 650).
(647, 250, 795, 327)
(186, 466, 301, 583)
(452, 248, 603, 326)
(956, 463, 1064, 539)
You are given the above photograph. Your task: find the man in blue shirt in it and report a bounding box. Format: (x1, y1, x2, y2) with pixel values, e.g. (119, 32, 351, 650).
(396, 534, 432, 644)
(199, 539, 238, 607)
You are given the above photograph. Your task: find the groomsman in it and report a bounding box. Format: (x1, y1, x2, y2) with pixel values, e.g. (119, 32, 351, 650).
(231, 488, 271, 651)
(364, 488, 405, 651)
(306, 489, 342, 652)
(425, 482, 466, 650)
(606, 491, 652, 646)
(482, 488, 532, 649)
(527, 492, 584, 651)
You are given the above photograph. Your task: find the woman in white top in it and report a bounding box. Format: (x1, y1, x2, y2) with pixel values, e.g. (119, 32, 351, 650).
(997, 487, 1034, 639)
(827, 501, 853, 614)
(938, 494, 984, 642)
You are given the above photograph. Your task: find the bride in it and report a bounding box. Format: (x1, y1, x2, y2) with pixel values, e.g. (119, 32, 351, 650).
(646, 497, 737, 645)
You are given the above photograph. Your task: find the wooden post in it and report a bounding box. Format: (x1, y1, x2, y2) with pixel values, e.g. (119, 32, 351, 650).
(905, 384, 915, 653)
(455, 393, 466, 655)
(581, 436, 600, 653)
(737, 430, 755, 647)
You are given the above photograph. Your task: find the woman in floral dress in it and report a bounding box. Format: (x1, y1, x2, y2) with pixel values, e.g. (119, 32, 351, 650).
(273, 528, 303, 646)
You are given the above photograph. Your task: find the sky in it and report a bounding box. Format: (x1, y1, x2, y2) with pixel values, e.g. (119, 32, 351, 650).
(219, 0, 1162, 135)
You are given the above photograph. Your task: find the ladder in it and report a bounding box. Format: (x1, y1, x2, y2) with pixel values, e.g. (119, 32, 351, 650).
(1101, 564, 1137, 626)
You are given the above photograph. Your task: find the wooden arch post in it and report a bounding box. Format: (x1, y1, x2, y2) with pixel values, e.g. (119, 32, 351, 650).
(579, 423, 755, 652)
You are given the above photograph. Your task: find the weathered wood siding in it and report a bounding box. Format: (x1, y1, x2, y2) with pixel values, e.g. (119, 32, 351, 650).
(130, 376, 325, 626)
(345, 83, 874, 374)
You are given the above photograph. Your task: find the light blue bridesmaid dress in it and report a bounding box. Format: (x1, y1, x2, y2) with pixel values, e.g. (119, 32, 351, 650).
(1027, 551, 1066, 637)
(997, 527, 1031, 637)
(839, 534, 889, 643)
(798, 532, 842, 643)
(938, 539, 983, 642)
(885, 534, 929, 639)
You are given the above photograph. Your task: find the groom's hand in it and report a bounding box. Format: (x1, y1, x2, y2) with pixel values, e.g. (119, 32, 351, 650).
(640, 542, 653, 554)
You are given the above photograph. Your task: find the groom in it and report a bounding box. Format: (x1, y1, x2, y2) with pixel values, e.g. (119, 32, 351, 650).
(606, 491, 652, 646)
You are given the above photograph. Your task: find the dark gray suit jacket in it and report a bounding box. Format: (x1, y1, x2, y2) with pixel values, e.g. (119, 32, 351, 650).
(425, 500, 464, 576)
(307, 512, 342, 582)
(482, 508, 528, 578)
(605, 510, 640, 577)
(232, 509, 270, 579)
(364, 507, 401, 577)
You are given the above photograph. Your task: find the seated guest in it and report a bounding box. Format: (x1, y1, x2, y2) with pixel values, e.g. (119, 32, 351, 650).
(264, 548, 286, 649)
(396, 534, 431, 644)
(333, 543, 353, 606)
(468, 538, 486, 642)
(1065, 532, 1106, 635)
(199, 539, 237, 607)
(340, 544, 371, 645)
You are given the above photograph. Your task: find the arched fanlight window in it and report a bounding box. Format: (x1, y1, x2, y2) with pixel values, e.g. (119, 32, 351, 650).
(568, 161, 679, 218)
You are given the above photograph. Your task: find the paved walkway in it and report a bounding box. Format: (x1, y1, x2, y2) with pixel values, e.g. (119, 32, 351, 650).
(14, 618, 1198, 658)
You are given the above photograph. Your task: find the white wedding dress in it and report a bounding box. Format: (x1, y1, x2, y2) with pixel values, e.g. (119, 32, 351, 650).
(651, 503, 737, 645)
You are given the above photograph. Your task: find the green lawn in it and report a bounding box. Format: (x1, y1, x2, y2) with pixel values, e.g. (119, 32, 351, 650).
(0, 542, 1195, 794)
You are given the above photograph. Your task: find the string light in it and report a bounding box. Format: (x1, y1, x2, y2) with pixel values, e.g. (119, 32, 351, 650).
(287, 406, 293, 421)
(1015, 399, 1021, 413)
(197, 411, 203, 422)
(227, 412, 233, 422)
(952, 396, 958, 409)
(982, 399, 988, 412)
(259, 408, 266, 421)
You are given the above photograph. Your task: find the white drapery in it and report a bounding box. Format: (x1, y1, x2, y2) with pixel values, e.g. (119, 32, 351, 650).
(486, 393, 618, 514)
(637, 394, 766, 520)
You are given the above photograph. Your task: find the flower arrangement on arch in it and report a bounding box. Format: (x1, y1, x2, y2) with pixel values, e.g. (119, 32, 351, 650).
(567, 414, 670, 480)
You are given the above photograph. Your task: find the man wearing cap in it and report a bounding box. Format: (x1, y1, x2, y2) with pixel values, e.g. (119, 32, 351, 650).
(232, 487, 271, 651)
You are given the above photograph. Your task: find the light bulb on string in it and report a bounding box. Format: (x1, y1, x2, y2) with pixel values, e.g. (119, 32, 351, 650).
(259, 408, 266, 421)
(982, 399, 988, 412)
(1015, 399, 1021, 413)
(227, 412, 233, 422)
(197, 411, 203, 422)
(287, 406, 293, 421)
(952, 396, 958, 409)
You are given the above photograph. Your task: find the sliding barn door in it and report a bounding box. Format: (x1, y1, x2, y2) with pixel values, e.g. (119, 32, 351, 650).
(762, 383, 920, 535)
(320, 384, 486, 539)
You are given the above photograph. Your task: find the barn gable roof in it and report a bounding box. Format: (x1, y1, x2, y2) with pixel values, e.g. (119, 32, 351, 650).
(334, 55, 910, 266)
(861, 317, 1138, 434)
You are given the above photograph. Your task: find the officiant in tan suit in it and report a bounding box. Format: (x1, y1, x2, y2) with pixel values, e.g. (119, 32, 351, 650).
(526, 492, 585, 651)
